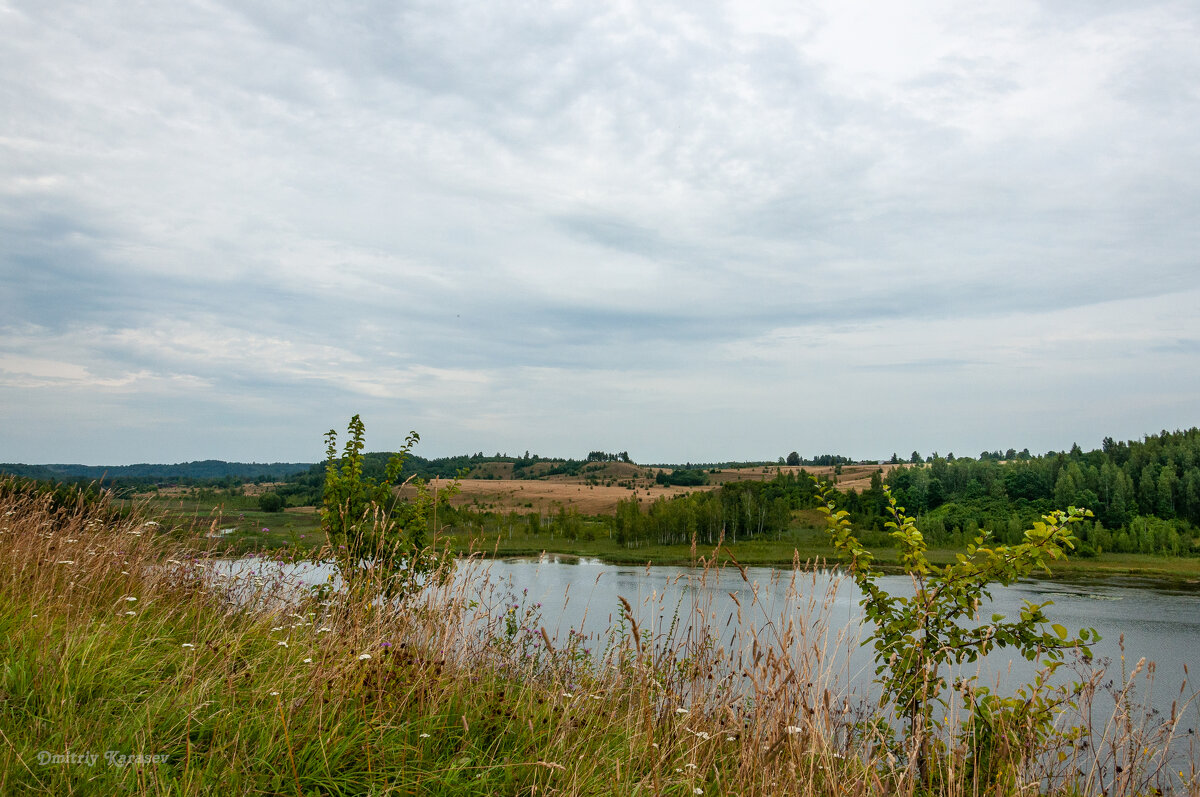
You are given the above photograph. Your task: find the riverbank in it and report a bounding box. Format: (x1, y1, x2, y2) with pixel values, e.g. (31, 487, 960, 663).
(2, 483, 1194, 795)
(135, 495, 1200, 582)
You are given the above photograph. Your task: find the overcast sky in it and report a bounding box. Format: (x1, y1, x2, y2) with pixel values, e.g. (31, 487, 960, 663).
(2, 0, 1199, 466)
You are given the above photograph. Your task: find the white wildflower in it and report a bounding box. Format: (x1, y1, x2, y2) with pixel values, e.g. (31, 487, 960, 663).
(358, 653, 371, 660)
(277, 641, 288, 647)
(124, 596, 138, 602)
(675, 708, 689, 714)
(785, 726, 801, 734)
(181, 643, 195, 649)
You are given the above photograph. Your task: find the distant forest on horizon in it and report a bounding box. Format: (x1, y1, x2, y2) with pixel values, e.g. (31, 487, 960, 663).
(4, 427, 1200, 558)
(6, 427, 1197, 482)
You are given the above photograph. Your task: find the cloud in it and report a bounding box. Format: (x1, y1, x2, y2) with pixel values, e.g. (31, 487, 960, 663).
(1, 0, 1198, 463)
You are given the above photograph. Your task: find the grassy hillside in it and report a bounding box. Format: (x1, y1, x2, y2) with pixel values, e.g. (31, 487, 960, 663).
(1, 479, 1194, 795)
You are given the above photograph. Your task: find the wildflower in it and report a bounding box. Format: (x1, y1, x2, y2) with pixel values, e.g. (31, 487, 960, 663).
(651, 743, 659, 749)
(269, 691, 279, 696)
(277, 641, 288, 647)
(181, 643, 195, 649)
(695, 790, 704, 795)
(262, 528, 269, 533)
(124, 611, 136, 616)
(562, 692, 574, 698)
(303, 658, 312, 663)
(726, 737, 735, 742)
(271, 626, 284, 632)
(358, 653, 371, 660)
(685, 763, 697, 769)
(693, 731, 710, 740)
(785, 726, 801, 734)
(675, 708, 689, 715)
(124, 596, 138, 602)
(419, 733, 431, 738)
(317, 627, 331, 634)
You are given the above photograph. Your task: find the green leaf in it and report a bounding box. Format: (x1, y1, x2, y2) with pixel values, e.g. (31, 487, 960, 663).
(1051, 623, 1068, 641)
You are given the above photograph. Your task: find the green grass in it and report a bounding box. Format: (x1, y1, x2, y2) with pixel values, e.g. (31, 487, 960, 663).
(3, 481, 1196, 795)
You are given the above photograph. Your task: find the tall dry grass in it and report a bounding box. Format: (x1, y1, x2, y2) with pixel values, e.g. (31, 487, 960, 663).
(0, 479, 1196, 795)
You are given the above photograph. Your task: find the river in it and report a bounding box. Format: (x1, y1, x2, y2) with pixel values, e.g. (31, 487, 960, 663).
(220, 553, 1200, 721)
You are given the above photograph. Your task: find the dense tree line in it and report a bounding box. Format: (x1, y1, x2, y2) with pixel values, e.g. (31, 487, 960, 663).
(653, 468, 708, 486)
(586, 450, 632, 463)
(0, 460, 312, 482)
(867, 429, 1200, 556)
(614, 473, 819, 547)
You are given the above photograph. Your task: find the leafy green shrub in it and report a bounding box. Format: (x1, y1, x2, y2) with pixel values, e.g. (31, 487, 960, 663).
(321, 415, 456, 598)
(257, 491, 284, 512)
(815, 479, 1097, 786)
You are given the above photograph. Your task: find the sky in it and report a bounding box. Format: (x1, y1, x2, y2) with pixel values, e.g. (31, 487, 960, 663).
(2, 0, 1199, 466)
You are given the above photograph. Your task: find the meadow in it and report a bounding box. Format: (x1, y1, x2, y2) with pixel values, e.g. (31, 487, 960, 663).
(2, 479, 1197, 795)
(138, 480, 1200, 581)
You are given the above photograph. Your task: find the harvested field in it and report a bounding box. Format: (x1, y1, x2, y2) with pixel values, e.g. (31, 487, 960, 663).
(403, 463, 899, 516)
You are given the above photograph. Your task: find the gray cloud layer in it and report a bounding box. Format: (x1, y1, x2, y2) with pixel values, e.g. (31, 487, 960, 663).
(2, 0, 1198, 464)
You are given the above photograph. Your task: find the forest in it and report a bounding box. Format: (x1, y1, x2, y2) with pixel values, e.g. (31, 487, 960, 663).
(512, 428, 1200, 555)
(5, 428, 1198, 558)
(865, 428, 1200, 555)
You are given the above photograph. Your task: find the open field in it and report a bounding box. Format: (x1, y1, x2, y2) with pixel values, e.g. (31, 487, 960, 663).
(400, 463, 894, 516)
